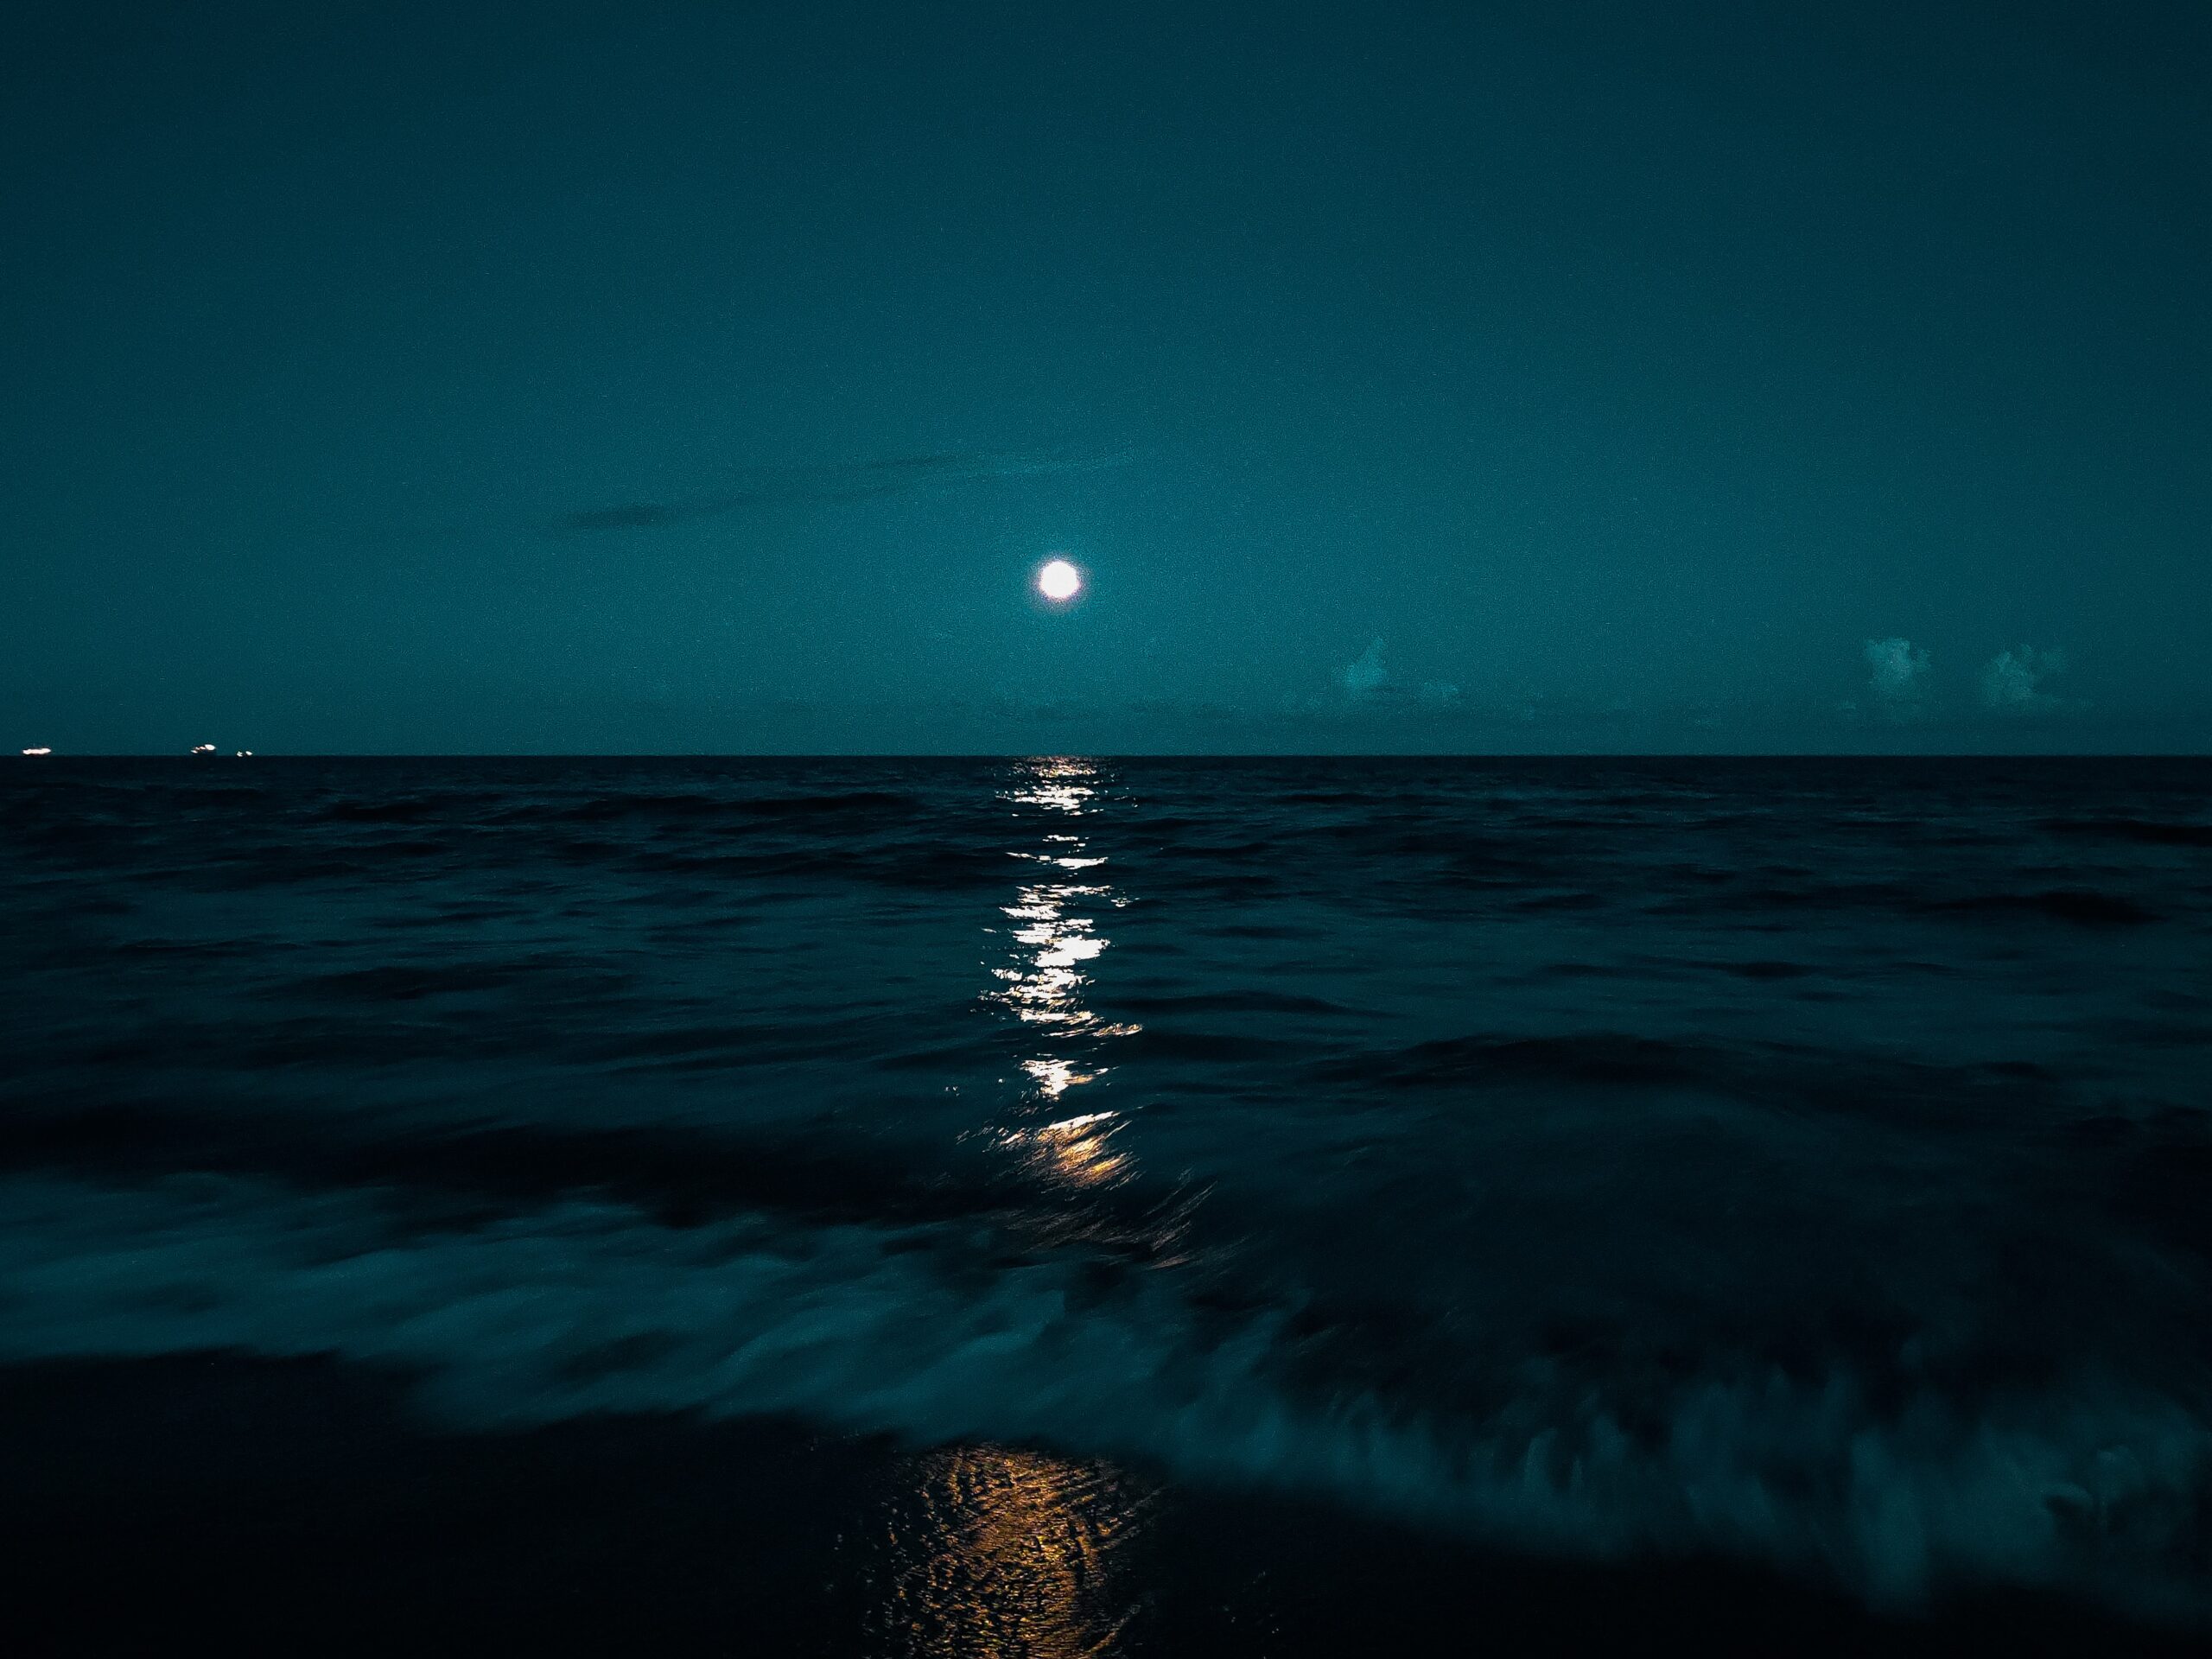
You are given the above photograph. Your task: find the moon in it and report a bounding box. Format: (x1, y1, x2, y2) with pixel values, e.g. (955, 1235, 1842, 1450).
(1037, 559, 1083, 602)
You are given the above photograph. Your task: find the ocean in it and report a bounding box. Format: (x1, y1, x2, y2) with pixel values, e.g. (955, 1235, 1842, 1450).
(3, 755, 2209, 1651)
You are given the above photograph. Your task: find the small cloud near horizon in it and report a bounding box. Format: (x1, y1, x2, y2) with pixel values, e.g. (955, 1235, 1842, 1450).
(1980, 645, 2074, 715)
(1864, 637, 1931, 719)
(1337, 638, 1389, 700)
(1310, 639, 1470, 720)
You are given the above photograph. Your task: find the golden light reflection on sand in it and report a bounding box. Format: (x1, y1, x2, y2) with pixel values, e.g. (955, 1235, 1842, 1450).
(868, 1446, 1152, 1658)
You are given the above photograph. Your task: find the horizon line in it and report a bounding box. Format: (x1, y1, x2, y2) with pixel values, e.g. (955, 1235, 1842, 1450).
(13, 751, 2212, 763)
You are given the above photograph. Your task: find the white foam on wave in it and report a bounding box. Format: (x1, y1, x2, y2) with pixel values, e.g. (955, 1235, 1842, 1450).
(0, 1173, 2203, 1620)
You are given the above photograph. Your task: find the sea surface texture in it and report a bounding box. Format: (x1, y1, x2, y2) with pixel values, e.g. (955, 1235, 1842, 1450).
(3, 757, 2209, 1633)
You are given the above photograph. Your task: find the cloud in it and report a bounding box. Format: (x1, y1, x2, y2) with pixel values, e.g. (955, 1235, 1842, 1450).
(1306, 642, 1471, 721)
(1980, 645, 2070, 715)
(1864, 637, 1930, 716)
(1337, 638, 1388, 699)
(552, 445, 1135, 533)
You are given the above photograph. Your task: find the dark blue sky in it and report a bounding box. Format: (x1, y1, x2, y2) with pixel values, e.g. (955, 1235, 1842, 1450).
(4, 1, 2208, 752)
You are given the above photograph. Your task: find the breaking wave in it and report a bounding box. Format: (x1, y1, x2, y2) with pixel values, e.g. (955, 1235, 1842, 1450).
(2, 1172, 2203, 1622)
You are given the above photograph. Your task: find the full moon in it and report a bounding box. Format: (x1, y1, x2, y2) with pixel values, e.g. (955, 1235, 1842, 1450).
(1037, 559, 1083, 601)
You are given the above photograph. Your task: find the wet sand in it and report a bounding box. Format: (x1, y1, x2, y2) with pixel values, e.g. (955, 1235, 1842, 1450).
(2, 1354, 2196, 1656)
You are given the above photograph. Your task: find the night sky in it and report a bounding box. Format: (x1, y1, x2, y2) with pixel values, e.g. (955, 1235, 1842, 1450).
(4, 2, 2208, 754)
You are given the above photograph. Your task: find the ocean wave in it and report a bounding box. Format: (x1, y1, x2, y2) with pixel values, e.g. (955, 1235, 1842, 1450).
(0, 1173, 2203, 1623)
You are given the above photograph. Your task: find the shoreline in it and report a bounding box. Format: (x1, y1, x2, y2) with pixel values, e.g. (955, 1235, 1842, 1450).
(3, 1353, 2198, 1655)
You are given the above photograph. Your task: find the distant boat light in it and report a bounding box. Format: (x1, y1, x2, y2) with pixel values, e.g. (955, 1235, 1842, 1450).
(190, 744, 217, 755)
(21, 747, 51, 757)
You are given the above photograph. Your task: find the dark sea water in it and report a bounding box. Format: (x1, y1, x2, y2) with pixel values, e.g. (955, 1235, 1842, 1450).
(3, 755, 2209, 1650)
